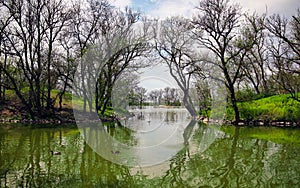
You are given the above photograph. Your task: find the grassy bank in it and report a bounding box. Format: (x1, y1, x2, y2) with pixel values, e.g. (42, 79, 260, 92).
(2, 89, 300, 125)
(226, 94, 300, 122)
(0, 90, 125, 124)
(0, 89, 74, 123)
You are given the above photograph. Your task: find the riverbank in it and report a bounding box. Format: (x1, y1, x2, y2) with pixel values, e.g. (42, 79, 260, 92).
(198, 117, 300, 128)
(223, 93, 300, 127)
(224, 119, 300, 128)
(0, 100, 123, 125)
(0, 103, 75, 124)
(1, 92, 300, 127)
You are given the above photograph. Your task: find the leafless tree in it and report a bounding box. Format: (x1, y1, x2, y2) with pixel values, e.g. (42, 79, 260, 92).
(43, 0, 72, 110)
(193, 0, 254, 122)
(78, 8, 152, 115)
(266, 9, 300, 60)
(241, 13, 269, 94)
(265, 9, 300, 101)
(69, 0, 110, 112)
(134, 86, 147, 109)
(154, 16, 201, 117)
(148, 89, 164, 105)
(163, 87, 181, 106)
(0, 4, 13, 101)
(0, 0, 72, 117)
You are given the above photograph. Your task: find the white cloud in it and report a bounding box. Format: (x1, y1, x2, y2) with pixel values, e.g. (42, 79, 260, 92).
(108, 0, 132, 10)
(147, 0, 199, 19)
(146, 0, 299, 19)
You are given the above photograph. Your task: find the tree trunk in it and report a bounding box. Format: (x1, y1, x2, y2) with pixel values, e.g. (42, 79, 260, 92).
(35, 80, 42, 115)
(100, 86, 113, 116)
(229, 85, 240, 124)
(223, 65, 240, 124)
(88, 98, 93, 113)
(58, 76, 69, 111)
(46, 30, 53, 110)
(95, 80, 100, 113)
(183, 90, 197, 117)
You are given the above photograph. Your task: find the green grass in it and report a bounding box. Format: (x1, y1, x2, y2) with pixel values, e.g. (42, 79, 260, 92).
(226, 94, 300, 121)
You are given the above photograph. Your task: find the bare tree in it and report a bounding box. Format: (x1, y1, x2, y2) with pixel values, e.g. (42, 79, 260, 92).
(43, 0, 72, 110)
(70, 0, 110, 112)
(91, 8, 151, 115)
(148, 89, 164, 105)
(162, 87, 181, 106)
(241, 13, 269, 95)
(0, 4, 12, 101)
(70, 5, 152, 115)
(148, 90, 158, 105)
(266, 10, 300, 59)
(134, 86, 147, 109)
(265, 9, 300, 101)
(193, 0, 253, 122)
(0, 0, 72, 117)
(154, 16, 201, 117)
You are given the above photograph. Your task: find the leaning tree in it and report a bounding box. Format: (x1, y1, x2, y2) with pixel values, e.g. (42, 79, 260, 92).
(154, 16, 202, 117)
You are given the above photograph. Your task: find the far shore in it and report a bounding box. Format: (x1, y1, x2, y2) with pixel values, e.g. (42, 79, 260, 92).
(1, 113, 300, 129)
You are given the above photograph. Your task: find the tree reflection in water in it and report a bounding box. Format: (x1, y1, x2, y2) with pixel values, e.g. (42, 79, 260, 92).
(1, 122, 300, 187)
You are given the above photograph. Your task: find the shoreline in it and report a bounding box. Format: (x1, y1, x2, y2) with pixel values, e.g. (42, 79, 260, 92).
(0, 116, 120, 125)
(202, 119, 300, 128)
(1, 104, 300, 128)
(1, 116, 300, 129)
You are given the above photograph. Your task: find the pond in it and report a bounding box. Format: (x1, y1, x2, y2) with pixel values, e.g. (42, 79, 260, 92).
(1, 107, 300, 187)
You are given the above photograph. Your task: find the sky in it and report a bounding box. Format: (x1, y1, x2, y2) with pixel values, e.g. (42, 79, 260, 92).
(108, 0, 300, 18)
(107, 0, 300, 91)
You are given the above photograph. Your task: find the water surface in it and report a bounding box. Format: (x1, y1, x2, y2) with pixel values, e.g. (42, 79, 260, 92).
(1, 108, 300, 187)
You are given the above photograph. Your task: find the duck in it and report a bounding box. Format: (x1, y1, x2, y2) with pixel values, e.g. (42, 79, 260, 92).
(111, 150, 120, 154)
(51, 151, 61, 155)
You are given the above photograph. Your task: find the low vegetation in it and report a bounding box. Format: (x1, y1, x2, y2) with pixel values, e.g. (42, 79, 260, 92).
(225, 94, 300, 122)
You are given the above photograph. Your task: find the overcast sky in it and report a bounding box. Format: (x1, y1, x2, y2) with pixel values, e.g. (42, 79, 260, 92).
(108, 0, 299, 18)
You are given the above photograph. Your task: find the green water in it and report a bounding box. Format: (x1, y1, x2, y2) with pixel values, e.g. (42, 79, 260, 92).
(1, 119, 300, 187)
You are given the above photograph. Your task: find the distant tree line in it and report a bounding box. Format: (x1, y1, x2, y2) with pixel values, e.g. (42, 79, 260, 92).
(149, 87, 182, 106)
(129, 86, 182, 108)
(0, 0, 299, 122)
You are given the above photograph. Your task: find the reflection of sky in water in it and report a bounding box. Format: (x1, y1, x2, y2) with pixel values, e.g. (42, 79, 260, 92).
(121, 107, 190, 166)
(75, 107, 223, 167)
(114, 107, 222, 167)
